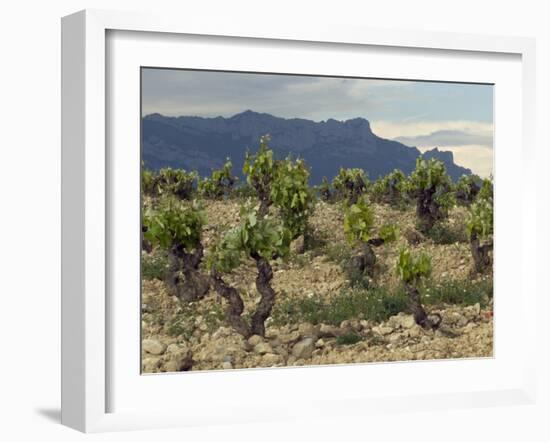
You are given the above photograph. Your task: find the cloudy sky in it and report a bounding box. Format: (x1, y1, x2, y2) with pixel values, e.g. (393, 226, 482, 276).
(142, 68, 494, 177)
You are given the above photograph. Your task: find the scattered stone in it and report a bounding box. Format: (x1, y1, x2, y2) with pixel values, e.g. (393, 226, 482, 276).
(287, 355, 297, 365)
(407, 325, 423, 339)
(372, 325, 393, 336)
(388, 313, 416, 330)
(315, 338, 325, 348)
(262, 353, 282, 366)
(359, 320, 371, 330)
(273, 345, 289, 358)
(436, 326, 460, 338)
(404, 227, 425, 245)
(221, 361, 233, 370)
(280, 330, 301, 344)
(142, 339, 167, 355)
(298, 323, 318, 338)
(456, 315, 469, 328)
(319, 324, 343, 338)
(212, 327, 232, 339)
(248, 335, 264, 347)
(142, 357, 161, 373)
(290, 235, 305, 254)
(164, 350, 194, 372)
(265, 328, 279, 339)
(389, 333, 404, 343)
(292, 338, 315, 359)
(253, 342, 273, 355)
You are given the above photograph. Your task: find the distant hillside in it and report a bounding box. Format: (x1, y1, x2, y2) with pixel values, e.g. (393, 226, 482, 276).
(142, 110, 471, 184)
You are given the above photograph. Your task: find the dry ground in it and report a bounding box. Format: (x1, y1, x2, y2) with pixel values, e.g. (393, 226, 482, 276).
(141, 199, 493, 373)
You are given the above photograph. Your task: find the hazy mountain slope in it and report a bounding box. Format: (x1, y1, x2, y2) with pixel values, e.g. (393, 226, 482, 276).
(142, 110, 471, 183)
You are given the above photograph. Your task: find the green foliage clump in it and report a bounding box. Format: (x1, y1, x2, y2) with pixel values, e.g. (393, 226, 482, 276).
(332, 167, 368, 204)
(407, 157, 455, 233)
(143, 198, 205, 252)
(232, 183, 257, 200)
(208, 203, 292, 274)
(271, 156, 315, 239)
(371, 169, 407, 206)
(243, 135, 277, 213)
(466, 178, 494, 272)
(466, 197, 493, 239)
(477, 177, 494, 202)
(142, 166, 156, 196)
(198, 159, 237, 198)
(156, 168, 197, 200)
(455, 174, 482, 205)
(396, 248, 432, 284)
(343, 196, 374, 245)
(378, 223, 398, 243)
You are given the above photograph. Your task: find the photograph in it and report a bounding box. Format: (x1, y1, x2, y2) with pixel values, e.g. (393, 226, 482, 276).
(140, 68, 494, 373)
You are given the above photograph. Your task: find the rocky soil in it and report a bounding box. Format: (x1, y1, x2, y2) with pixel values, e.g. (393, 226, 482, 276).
(142, 305, 492, 373)
(141, 199, 493, 373)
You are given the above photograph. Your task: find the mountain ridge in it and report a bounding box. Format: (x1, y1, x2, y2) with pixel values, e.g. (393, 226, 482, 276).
(142, 110, 471, 184)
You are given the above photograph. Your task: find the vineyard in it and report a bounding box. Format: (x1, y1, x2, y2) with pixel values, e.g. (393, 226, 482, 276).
(141, 136, 494, 373)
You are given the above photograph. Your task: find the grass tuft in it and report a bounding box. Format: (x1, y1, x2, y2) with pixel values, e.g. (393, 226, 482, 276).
(336, 332, 362, 346)
(427, 221, 468, 245)
(271, 278, 492, 327)
(141, 252, 169, 281)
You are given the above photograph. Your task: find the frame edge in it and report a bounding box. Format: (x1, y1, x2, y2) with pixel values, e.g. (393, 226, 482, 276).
(61, 9, 87, 432)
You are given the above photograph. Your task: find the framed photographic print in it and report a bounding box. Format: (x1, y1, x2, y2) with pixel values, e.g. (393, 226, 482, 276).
(61, 9, 537, 433)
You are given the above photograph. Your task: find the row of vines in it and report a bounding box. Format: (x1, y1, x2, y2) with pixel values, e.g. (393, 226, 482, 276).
(142, 135, 493, 338)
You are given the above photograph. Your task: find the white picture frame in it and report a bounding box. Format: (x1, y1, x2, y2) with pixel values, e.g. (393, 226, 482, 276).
(61, 9, 537, 433)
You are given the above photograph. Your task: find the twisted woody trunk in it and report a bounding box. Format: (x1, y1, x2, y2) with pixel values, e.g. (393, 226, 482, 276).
(210, 253, 276, 338)
(166, 243, 210, 302)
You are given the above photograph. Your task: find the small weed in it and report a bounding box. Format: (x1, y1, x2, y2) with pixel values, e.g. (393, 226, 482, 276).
(288, 251, 311, 268)
(427, 221, 468, 244)
(343, 263, 371, 289)
(271, 277, 492, 327)
(422, 278, 492, 307)
(165, 315, 194, 339)
(141, 252, 169, 280)
(324, 243, 352, 264)
(304, 231, 328, 254)
(164, 302, 225, 339)
(336, 332, 362, 346)
(271, 286, 408, 326)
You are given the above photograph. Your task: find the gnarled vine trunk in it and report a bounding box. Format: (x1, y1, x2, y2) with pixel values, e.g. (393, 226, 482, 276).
(210, 269, 252, 338)
(210, 254, 277, 338)
(347, 238, 384, 277)
(404, 282, 441, 330)
(344, 177, 366, 205)
(415, 187, 438, 233)
(250, 254, 276, 337)
(470, 233, 493, 273)
(166, 243, 210, 302)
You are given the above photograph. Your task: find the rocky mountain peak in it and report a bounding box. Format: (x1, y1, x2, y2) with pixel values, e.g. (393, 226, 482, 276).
(142, 111, 471, 183)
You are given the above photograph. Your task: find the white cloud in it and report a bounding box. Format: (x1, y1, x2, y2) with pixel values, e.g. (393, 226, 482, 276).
(370, 120, 493, 141)
(371, 120, 494, 177)
(417, 145, 494, 178)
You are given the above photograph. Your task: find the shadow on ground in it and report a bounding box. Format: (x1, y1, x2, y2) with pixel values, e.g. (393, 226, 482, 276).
(35, 408, 61, 423)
